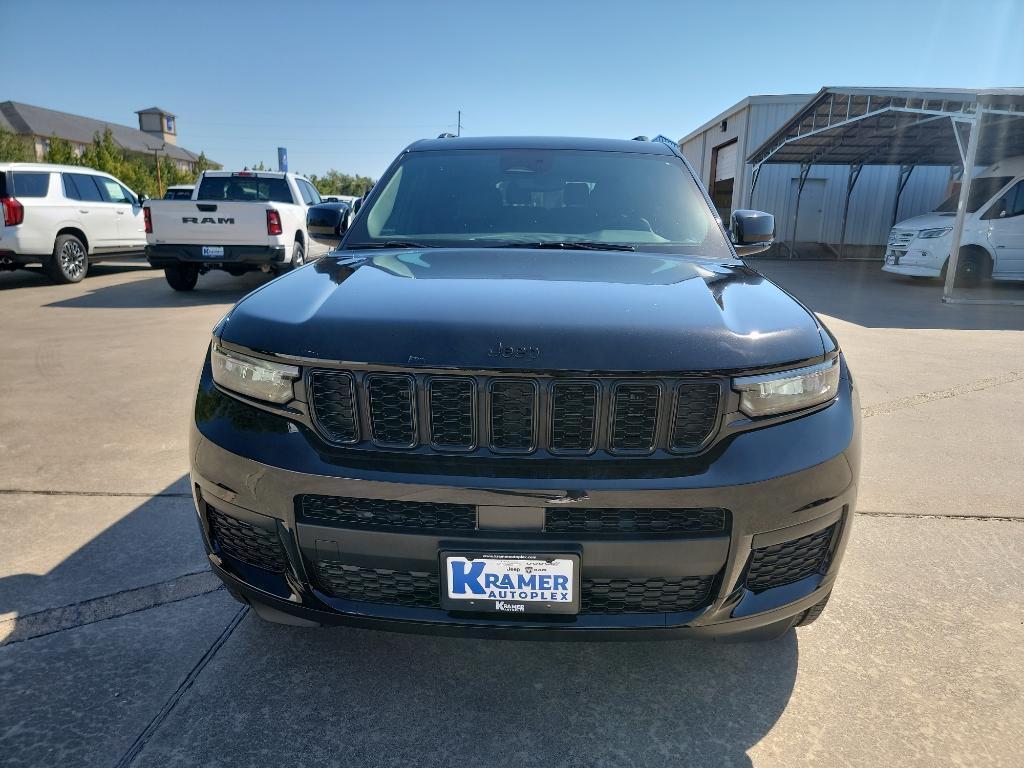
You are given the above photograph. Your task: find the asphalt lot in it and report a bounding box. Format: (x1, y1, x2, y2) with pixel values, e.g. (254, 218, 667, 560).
(1, 258, 1022, 767)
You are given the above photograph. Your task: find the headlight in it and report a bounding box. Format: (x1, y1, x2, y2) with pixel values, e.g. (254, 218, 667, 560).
(918, 227, 952, 239)
(733, 359, 840, 417)
(211, 342, 299, 404)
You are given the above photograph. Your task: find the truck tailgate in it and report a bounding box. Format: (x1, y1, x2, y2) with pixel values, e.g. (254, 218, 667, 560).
(145, 200, 275, 246)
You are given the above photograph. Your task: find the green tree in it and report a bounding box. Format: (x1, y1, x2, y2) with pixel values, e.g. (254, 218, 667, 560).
(308, 169, 375, 196)
(0, 128, 35, 162)
(80, 128, 126, 179)
(44, 135, 79, 165)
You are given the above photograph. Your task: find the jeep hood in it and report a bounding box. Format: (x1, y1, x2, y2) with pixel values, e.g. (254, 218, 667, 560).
(220, 249, 826, 372)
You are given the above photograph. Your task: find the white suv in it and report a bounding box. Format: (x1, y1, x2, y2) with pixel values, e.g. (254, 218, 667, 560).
(0, 162, 147, 284)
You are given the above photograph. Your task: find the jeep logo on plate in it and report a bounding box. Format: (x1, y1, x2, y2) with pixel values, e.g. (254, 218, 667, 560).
(488, 341, 540, 360)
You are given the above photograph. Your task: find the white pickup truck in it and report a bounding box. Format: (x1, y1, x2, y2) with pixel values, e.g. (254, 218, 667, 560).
(144, 170, 337, 290)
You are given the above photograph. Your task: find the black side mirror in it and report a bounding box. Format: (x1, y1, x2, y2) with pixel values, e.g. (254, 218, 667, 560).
(137, 192, 148, 205)
(730, 209, 774, 257)
(307, 204, 345, 243)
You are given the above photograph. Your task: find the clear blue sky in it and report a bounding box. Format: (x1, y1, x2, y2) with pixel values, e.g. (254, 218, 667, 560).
(7, 0, 1022, 179)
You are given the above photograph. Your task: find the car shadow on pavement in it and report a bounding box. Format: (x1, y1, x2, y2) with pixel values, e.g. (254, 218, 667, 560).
(754, 260, 1024, 331)
(42, 271, 275, 309)
(133, 617, 798, 767)
(0, 260, 152, 291)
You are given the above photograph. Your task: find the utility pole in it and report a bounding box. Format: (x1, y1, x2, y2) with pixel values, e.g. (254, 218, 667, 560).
(152, 148, 163, 197)
(457, 110, 462, 137)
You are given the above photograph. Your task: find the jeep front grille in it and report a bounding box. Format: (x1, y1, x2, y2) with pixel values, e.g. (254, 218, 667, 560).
(306, 369, 722, 456)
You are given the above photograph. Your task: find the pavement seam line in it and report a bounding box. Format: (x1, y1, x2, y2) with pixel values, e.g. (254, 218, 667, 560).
(854, 510, 1024, 523)
(861, 370, 1024, 418)
(0, 570, 223, 647)
(114, 604, 249, 768)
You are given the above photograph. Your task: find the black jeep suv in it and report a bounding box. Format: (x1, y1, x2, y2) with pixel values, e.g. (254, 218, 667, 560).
(190, 136, 859, 639)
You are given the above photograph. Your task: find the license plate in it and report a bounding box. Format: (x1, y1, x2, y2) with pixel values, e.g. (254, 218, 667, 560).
(201, 246, 225, 257)
(441, 553, 579, 615)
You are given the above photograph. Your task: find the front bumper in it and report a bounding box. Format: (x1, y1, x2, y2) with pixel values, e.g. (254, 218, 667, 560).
(146, 243, 287, 267)
(189, 360, 860, 638)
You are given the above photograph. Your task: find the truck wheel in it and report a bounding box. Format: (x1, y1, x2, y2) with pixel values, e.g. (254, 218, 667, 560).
(290, 238, 305, 269)
(795, 590, 831, 627)
(164, 264, 199, 291)
(45, 234, 89, 284)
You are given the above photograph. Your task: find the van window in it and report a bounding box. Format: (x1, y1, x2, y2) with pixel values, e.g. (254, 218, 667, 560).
(981, 180, 1024, 220)
(12, 172, 50, 197)
(934, 176, 1014, 214)
(63, 173, 104, 202)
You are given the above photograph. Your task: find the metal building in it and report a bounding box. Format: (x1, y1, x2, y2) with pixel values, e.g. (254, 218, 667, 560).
(678, 91, 957, 258)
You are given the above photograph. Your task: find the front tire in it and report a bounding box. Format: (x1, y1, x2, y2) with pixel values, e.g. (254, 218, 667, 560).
(164, 263, 199, 291)
(46, 234, 88, 284)
(954, 250, 987, 288)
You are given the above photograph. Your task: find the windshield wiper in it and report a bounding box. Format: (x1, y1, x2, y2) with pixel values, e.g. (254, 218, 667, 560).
(486, 241, 637, 252)
(344, 241, 436, 250)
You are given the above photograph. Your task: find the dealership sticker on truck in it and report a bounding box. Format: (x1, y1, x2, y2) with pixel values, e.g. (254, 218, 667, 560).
(442, 554, 578, 614)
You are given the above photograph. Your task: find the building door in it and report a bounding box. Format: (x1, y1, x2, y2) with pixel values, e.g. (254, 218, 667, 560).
(790, 178, 826, 242)
(710, 140, 737, 223)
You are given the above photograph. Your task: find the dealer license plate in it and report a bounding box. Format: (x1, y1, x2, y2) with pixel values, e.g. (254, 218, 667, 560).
(441, 553, 579, 615)
(202, 246, 225, 257)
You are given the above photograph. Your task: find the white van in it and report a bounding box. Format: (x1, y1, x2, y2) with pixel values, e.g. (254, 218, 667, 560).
(0, 162, 147, 283)
(882, 155, 1024, 285)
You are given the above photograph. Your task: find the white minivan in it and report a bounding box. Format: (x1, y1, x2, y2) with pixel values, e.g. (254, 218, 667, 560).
(0, 162, 147, 283)
(882, 155, 1024, 285)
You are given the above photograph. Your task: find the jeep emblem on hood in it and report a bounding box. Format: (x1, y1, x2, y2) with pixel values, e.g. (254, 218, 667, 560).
(488, 342, 540, 360)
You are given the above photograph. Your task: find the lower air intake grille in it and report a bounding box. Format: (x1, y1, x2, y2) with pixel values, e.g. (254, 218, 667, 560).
(746, 524, 836, 592)
(545, 507, 728, 535)
(299, 495, 476, 531)
(207, 508, 287, 573)
(315, 562, 439, 607)
(581, 576, 715, 614)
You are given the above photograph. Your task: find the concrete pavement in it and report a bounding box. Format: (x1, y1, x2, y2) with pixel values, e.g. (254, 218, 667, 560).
(1, 258, 1022, 767)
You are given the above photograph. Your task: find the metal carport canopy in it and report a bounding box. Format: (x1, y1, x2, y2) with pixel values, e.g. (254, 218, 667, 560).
(745, 86, 1024, 305)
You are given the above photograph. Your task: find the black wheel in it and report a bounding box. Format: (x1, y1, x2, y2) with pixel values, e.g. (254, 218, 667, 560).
(954, 250, 987, 288)
(796, 590, 831, 627)
(290, 238, 305, 269)
(45, 234, 88, 284)
(164, 263, 199, 291)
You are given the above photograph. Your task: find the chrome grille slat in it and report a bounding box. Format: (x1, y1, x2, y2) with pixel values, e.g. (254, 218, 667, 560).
(308, 370, 722, 456)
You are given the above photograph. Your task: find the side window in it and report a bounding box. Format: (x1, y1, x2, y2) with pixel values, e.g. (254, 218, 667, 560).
(95, 176, 132, 204)
(67, 173, 103, 202)
(119, 183, 138, 206)
(62, 174, 81, 200)
(303, 180, 322, 205)
(12, 172, 51, 197)
(982, 180, 1024, 220)
(296, 180, 314, 205)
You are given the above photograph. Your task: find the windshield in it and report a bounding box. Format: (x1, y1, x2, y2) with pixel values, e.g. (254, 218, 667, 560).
(343, 148, 733, 259)
(934, 176, 1013, 213)
(197, 175, 293, 203)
